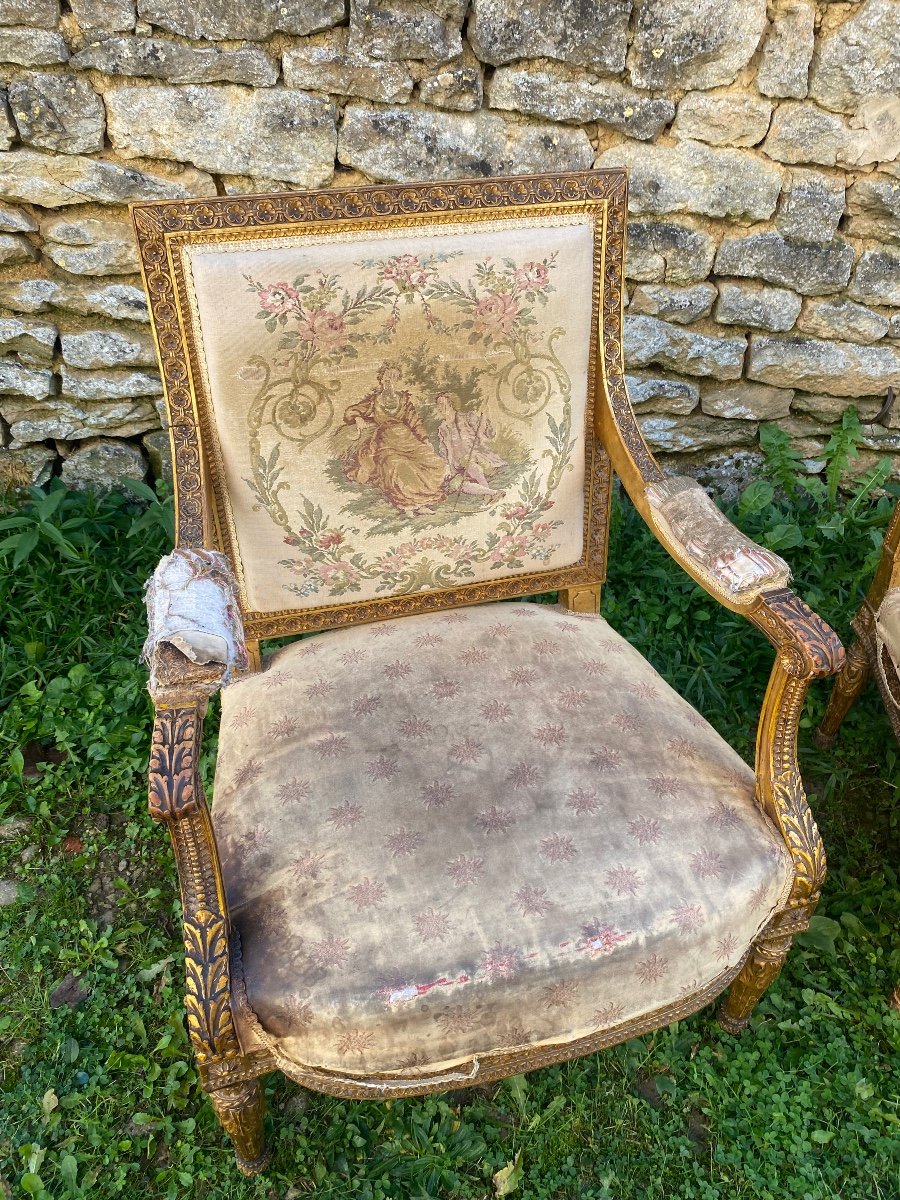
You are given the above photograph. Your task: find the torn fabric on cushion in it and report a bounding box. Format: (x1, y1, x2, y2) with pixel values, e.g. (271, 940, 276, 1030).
(647, 476, 790, 601)
(143, 548, 248, 697)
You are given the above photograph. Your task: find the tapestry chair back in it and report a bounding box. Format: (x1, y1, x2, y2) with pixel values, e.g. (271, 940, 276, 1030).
(132, 174, 627, 640)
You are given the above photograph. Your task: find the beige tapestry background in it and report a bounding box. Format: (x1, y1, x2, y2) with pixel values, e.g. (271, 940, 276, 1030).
(182, 216, 596, 614)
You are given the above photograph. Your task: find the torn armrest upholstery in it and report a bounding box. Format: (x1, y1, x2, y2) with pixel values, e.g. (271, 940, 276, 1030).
(143, 548, 248, 703)
(646, 476, 790, 605)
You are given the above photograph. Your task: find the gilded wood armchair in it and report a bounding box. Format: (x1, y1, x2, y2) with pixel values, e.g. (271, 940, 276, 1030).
(817, 500, 900, 748)
(131, 172, 844, 1175)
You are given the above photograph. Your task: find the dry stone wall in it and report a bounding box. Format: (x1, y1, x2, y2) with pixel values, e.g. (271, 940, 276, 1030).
(0, 0, 899, 493)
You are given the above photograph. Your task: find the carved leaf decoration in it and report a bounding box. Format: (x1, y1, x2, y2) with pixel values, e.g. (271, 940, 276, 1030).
(183, 908, 237, 1062)
(148, 708, 199, 821)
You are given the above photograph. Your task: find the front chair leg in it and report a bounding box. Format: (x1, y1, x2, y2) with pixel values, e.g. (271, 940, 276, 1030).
(814, 637, 871, 748)
(208, 1078, 271, 1175)
(718, 921, 795, 1033)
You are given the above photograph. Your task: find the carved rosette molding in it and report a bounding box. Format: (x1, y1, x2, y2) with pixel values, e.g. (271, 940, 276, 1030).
(131, 171, 624, 640)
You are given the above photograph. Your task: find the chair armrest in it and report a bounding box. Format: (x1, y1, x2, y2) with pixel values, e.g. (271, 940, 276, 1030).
(143, 548, 247, 705)
(644, 475, 790, 609)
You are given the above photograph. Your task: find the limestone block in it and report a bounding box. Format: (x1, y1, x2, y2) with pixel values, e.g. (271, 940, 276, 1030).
(762, 101, 848, 166)
(0, 1, 59, 27)
(42, 213, 138, 275)
(628, 0, 767, 90)
(283, 29, 413, 102)
(792, 391, 900, 428)
(847, 249, 900, 307)
(0, 203, 36, 231)
(338, 103, 593, 182)
(418, 51, 483, 111)
(672, 92, 771, 148)
(624, 372, 700, 413)
(796, 298, 889, 345)
(0, 316, 56, 359)
(628, 283, 716, 324)
(0, 356, 52, 398)
(104, 84, 337, 187)
(3, 394, 159, 444)
(72, 36, 278, 86)
(841, 96, 900, 168)
(845, 176, 900, 246)
(757, 0, 815, 99)
(747, 333, 900, 396)
(60, 327, 156, 368)
(809, 0, 900, 114)
(0, 232, 37, 263)
(488, 64, 673, 140)
(714, 281, 802, 332)
(469, 0, 631, 73)
(0, 276, 149, 321)
(349, 0, 467, 63)
(638, 414, 758, 452)
(59, 363, 162, 399)
(8, 72, 104, 153)
(700, 380, 793, 420)
(595, 141, 782, 221)
(774, 169, 845, 245)
(0, 148, 214, 206)
(135, 0, 344, 39)
(625, 220, 717, 285)
(60, 437, 147, 490)
(69, 0, 135, 33)
(624, 314, 746, 380)
(0, 27, 67, 64)
(714, 231, 854, 295)
(0, 445, 55, 492)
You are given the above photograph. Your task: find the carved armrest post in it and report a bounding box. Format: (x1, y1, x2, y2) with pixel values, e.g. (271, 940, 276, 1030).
(148, 644, 269, 1174)
(716, 589, 845, 1032)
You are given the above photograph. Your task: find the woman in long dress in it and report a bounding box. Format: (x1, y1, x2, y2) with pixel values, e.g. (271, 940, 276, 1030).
(341, 363, 447, 512)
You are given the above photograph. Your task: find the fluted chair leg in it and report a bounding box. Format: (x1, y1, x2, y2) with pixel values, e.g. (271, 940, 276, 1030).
(814, 638, 871, 749)
(718, 924, 794, 1034)
(208, 1078, 271, 1175)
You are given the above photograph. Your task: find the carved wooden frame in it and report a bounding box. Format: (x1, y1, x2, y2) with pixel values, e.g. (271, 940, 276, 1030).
(137, 172, 845, 1175)
(131, 173, 621, 640)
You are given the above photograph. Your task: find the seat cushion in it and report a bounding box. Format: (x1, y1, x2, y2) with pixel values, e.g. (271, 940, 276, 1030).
(213, 603, 792, 1082)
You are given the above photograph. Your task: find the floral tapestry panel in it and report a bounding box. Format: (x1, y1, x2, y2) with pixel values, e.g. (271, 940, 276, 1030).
(213, 603, 793, 1078)
(182, 216, 596, 614)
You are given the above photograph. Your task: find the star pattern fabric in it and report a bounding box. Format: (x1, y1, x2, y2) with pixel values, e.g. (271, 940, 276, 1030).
(213, 602, 792, 1078)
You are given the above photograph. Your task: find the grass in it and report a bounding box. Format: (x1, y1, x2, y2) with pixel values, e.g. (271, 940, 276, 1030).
(0, 468, 898, 1200)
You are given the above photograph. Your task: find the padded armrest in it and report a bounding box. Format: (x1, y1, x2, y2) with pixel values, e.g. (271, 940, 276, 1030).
(143, 548, 247, 701)
(645, 476, 790, 604)
(875, 590, 900, 707)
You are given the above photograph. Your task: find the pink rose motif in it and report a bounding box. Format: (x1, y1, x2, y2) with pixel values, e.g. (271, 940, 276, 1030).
(258, 282, 299, 315)
(297, 307, 348, 350)
(382, 254, 428, 289)
(315, 530, 343, 550)
(473, 291, 519, 335)
(514, 262, 550, 290)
